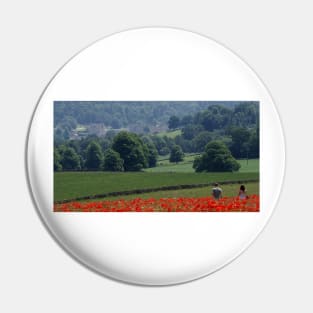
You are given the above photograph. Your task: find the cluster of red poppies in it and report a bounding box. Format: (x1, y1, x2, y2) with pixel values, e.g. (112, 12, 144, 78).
(54, 195, 259, 212)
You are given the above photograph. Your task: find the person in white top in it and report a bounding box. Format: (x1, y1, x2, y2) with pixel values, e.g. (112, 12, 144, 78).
(212, 183, 223, 200)
(238, 185, 248, 200)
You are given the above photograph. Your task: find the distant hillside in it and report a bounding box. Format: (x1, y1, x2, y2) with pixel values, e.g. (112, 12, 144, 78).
(54, 101, 253, 133)
(54, 101, 260, 172)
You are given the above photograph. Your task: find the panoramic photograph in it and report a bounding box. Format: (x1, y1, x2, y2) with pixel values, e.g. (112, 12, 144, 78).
(53, 101, 260, 212)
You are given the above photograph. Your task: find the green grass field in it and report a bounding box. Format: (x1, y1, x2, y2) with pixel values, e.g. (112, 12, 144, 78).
(157, 153, 199, 162)
(237, 159, 259, 173)
(75, 125, 87, 132)
(91, 182, 259, 202)
(54, 171, 259, 202)
(145, 157, 259, 173)
(156, 129, 182, 138)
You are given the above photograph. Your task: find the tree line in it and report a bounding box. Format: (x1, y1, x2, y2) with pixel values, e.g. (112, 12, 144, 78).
(165, 102, 259, 159)
(54, 102, 259, 172)
(54, 101, 213, 141)
(54, 131, 158, 172)
(172, 102, 260, 172)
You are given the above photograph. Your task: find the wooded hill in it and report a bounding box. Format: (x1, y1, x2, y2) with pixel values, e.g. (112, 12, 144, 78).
(54, 102, 259, 172)
(54, 101, 257, 141)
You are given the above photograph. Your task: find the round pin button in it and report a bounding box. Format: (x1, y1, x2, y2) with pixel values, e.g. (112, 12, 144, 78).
(27, 27, 285, 285)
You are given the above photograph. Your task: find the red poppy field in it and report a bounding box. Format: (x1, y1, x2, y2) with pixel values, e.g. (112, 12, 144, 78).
(54, 194, 259, 212)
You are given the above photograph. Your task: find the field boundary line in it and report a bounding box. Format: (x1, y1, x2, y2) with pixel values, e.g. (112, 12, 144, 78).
(55, 179, 259, 204)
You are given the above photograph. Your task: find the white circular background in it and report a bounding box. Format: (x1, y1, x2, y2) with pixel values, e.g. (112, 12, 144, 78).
(27, 28, 285, 285)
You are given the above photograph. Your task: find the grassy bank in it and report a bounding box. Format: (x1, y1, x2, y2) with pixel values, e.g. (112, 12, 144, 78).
(85, 182, 259, 202)
(54, 171, 259, 202)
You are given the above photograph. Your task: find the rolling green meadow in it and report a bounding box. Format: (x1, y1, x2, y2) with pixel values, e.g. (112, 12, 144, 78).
(85, 182, 259, 202)
(54, 160, 259, 201)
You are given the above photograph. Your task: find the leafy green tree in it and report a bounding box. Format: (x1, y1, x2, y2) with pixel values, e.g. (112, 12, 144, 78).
(105, 130, 117, 140)
(103, 149, 124, 171)
(85, 141, 104, 170)
(193, 141, 240, 172)
(112, 131, 148, 171)
(192, 131, 212, 152)
(248, 128, 259, 158)
(59, 146, 81, 170)
(100, 138, 111, 152)
(162, 136, 175, 150)
(192, 155, 203, 172)
(54, 149, 62, 171)
(146, 143, 158, 167)
(229, 127, 251, 158)
(168, 116, 180, 130)
(174, 135, 194, 153)
(169, 145, 184, 163)
(232, 102, 259, 127)
(182, 124, 203, 140)
(151, 136, 167, 154)
(180, 114, 193, 126)
(54, 128, 64, 144)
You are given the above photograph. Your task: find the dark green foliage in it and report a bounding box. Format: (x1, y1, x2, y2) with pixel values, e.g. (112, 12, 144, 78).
(103, 149, 124, 172)
(192, 156, 203, 172)
(54, 131, 160, 172)
(232, 102, 259, 127)
(159, 147, 170, 156)
(182, 124, 204, 140)
(112, 131, 148, 171)
(54, 101, 212, 134)
(85, 141, 103, 170)
(191, 102, 258, 132)
(197, 105, 232, 131)
(180, 114, 193, 126)
(248, 128, 260, 158)
(105, 130, 117, 140)
(100, 138, 111, 152)
(54, 116, 77, 142)
(228, 127, 251, 158)
(193, 141, 240, 172)
(151, 136, 167, 154)
(67, 140, 81, 154)
(168, 116, 180, 129)
(77, 136, 111, 163)
(54, 149, 62, 171)
(170, 145, 184, 163)
(150, 135, 175, 155)
(192, 131, 212, 152)
(59, 146, 81, 170)
(164, 102, 258, 155)
(174, 135, 194, 153)
(162, 136, 175, 150)
(146, 143, 158, 167)
(53, 101, 259, 172)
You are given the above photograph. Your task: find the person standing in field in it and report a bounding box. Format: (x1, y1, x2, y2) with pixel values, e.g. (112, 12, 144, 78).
(238, 184, 248, 200)
(212, 183, 223, 200)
